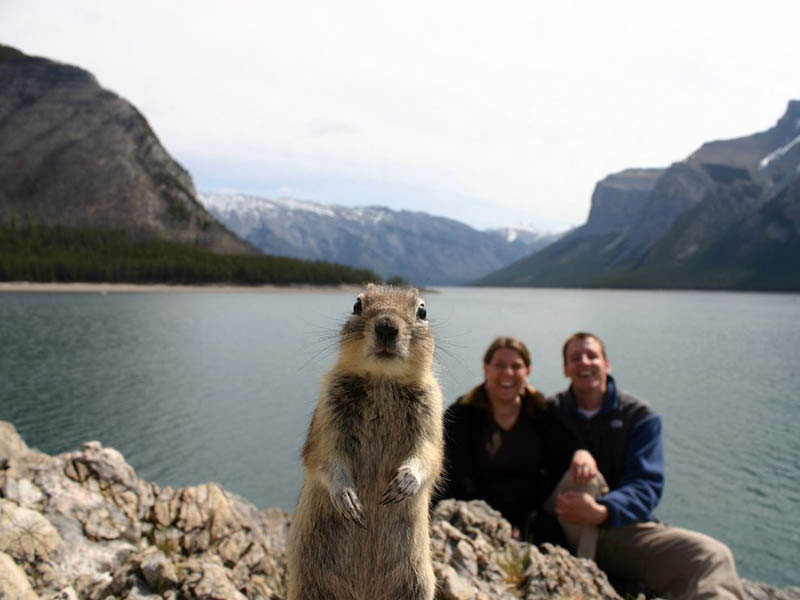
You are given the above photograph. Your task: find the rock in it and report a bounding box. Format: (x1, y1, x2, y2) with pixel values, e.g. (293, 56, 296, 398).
(184, 559, 248, 600)
(81, 505, 128, 540)
(0, 551, 40, 600)
(177, 485, 208, 531)
(124, 581, 163, 600)
(436, 563, 488, 600)
(0, 421, 29, 460)
(218, 530, 250, 564)
(77, 442, 140, 495)
(0, 422, 292, 598)
(2, 477, 44, 508)
(0, 498, 63, 562)
(1, 420, 797, 600)
(432, 499, 621, 599)
(523, 544, 620, 599)
(137, 547, 179, 591)
(151, 486, 176, 527)
(0, 426, 50, 510)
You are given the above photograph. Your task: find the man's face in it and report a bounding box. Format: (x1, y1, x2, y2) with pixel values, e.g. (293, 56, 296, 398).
(563, 337, 611, 395)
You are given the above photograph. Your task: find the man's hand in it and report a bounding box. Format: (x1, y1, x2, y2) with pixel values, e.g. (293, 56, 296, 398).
(570, 449, 598, 484)
(556, 491, 609, 526)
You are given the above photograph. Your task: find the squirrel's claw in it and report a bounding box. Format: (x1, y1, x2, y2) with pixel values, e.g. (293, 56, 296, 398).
(380, 467, 420, 505)
(333, 486, 366, 528)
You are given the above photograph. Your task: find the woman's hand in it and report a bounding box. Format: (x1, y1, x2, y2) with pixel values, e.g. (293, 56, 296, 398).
(570, 449, 598, 484)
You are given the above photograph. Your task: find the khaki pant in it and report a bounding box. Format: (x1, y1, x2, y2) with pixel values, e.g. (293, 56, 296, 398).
(597, 521, 747, 600)
(547, 470, 747, 600)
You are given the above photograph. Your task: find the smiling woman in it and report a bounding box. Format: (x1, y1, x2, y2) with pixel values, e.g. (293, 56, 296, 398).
(436, 336, 558, 538)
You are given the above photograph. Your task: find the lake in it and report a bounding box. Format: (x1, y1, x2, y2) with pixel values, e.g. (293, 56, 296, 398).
(1, 287, 798, 587)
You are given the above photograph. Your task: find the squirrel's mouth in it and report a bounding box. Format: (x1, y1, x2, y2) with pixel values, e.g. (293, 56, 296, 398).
(373, 339, 403, 358)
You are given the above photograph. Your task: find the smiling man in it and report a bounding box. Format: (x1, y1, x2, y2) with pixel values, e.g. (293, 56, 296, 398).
(550, 332, 746, 599)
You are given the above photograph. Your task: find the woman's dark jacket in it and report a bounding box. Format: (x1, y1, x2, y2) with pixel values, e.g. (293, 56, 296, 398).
(437, 383, 564, 532)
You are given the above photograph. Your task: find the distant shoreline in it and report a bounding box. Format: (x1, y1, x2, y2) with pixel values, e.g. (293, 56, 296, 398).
(0, 282, 364, 294)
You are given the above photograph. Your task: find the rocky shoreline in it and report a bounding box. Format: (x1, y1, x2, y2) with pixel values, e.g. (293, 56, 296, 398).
(1, 421, 798, 600)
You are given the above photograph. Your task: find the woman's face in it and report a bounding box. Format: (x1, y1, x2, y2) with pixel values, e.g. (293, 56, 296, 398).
(484, 347, 531, 406)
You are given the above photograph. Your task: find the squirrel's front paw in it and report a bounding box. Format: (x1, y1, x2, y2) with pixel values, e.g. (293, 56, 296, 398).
(331, 485, 366, 528)
(381, 466, 421, 505)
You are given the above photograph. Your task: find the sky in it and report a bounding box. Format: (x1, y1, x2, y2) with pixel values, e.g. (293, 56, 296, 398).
(2, 1, 799, 232)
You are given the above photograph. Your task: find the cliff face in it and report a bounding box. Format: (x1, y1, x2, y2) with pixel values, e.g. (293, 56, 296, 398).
(635, 174, 800, 290)
(687, 100, 800, 192)
(478, 101, 800, 289)
(583, 168, 664, 236)
(617, 162, 715, 262)
(0, 45, 254, 255)
(1, 422, 797, 600)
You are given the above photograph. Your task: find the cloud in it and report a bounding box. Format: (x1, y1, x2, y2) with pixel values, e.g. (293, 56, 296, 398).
(2, 0, 800, 230)
(307, 119, 357, 137)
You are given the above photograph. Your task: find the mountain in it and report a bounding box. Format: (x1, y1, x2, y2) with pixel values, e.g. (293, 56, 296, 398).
(199, 193, 561, 285)
(478, 101, 800, 291)
(0, 44, 380, 285)
(0, 44, 252, 254)
(581, 168, 666, 236)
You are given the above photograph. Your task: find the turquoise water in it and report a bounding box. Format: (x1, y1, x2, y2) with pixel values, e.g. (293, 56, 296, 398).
(1, 287, 798, 586)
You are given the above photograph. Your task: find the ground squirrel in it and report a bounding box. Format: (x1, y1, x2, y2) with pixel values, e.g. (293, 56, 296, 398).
(287, 284, 444, 600)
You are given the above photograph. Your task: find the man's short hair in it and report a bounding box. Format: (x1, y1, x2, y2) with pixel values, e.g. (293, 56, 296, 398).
(562, 332, 607, 365)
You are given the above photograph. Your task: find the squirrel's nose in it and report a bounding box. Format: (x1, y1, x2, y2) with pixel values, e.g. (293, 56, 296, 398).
(375, 317, 399, 345)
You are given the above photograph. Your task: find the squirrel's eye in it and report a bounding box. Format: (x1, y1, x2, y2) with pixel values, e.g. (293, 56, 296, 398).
(353, 297, 363, 315)
(417, 303, 427, 320)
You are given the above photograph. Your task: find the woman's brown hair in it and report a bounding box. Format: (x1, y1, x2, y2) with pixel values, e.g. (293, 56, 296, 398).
(483, 336, 531, 368)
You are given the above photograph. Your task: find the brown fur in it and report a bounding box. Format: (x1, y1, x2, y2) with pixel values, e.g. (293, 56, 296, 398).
(287, 284, 444, 600)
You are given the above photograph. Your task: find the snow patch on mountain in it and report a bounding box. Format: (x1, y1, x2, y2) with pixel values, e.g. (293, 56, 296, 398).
(202, 192, 337, 217)
(274, 196, 336, 217)
(759, 132, 800, 169)
(197, 192, 561, 284)
(486, 224, 548, 245)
